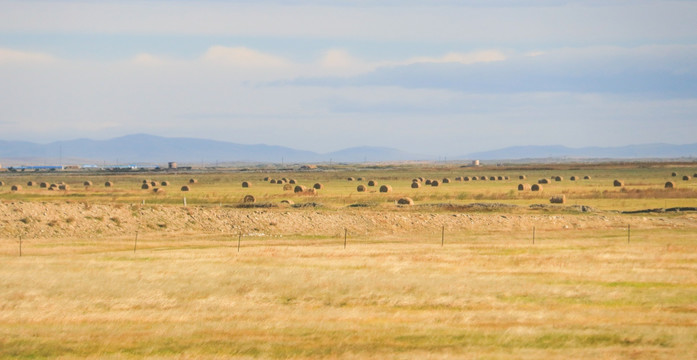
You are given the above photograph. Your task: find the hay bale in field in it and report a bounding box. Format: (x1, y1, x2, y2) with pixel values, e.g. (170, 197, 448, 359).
(27, 181, 35, 186)
(150, 181, 157, 187)
(505, 176, 510, 180)
(83, 181, 93, 186)
(347, 177, 355, 181)
(518, 184, 531, 191)
(263, 176, 270, 181)
(411, 182, 421, 188)
(368, 180, 377, 186)
(281, 177, 288, 182)
(425, 179, 432, 185)
(682, 175, 691, 181)
(161, 181, 170, 186)
(104, 181, 113, 187)
(531, 184, 542, 191)
(153, 188, 165, 194)
(480, 176, 487, 181)
(40, 182, 48, 188)
(463, 176, 470, 181)
(418, 177, 425, 182)
(142, 179, 150, 184)
(141, 183, 151, 190)
(294, 185, 307, 193)
(289, 179, 297, 184)
(181, 185, 190, 191)
(550, 195, 566, 204)
(665, 181, 676, 189)
(570, 176, 578, 181)
(280, 199, 294, 205)
(442, 178, 451, 183)
(313, 183, 324, 190)
(242, 181, 252, 188)
(59, 184, 69, 191)
(283, 183, 293, 191)
(519, 175, 527, 180)
(11, 185, 22, 191)
(489, 176, 496, 181)
(497, 176, 504, 181)
(431, 180, 440, 187)
(243, 195, 256, 203)
(554, 176, 563, 181)
(379, 185, 393, 193)
(455, 176, 462, 181)
(412, 178, 420, 183)
(538, 178, 550, 184)
(357, 185, 367, 192)
(471, 176, 478, 180)
(49, 183, 58, 190)
(613, 180, 624, 187)
(0, 181, 4, 186)
(277, 179, 287, 184)
(397, 197, 414, 205)
(270, 179, 277, 184)
(671, 172, 677, 177)
(357, 177, 365, 181)
(189, 178, 198, 184)
(584, 175, 591, 180)
(694, 173, 697, 178)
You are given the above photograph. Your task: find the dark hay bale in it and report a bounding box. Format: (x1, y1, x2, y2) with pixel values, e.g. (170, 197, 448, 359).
(463, 176, 470, 181)
(442, 178, 451, 183)
(671, 172, 677, 177)
(243, 195, 256, 203)
(277, 179, 287, 184)
(550, 195, 566, 204)
(104, 181, 113, 187)
(281, 178, 288, 182)
(181, 185, 190, 191)
(161, 181, 170, 186)
(480, 176, 487, 181)
(518, 184, 531, 191)
(83, 181, 93, 186)
(554, 176, 563, 181)
(412, 178, 420, 183)
(59, 184, 69, 191)
(153, 188, 165, 194)
(11, 185, 22, 191)
(613, 180, 624, 187)
(497, 176, 503, 181)
(294, 185, 307, 193)
(683, 175, 691, 181)
(150, 181, 157, 187)
(283, 184, 293, 191)
(584, 175, 591, 180)
(40, 182, 48, 188)
(289, 179, 297, 184)
(489, 176, 496, 181)
(425, 179, 432, 185)
(418, 177, 425, 182)
(0, 181, 4, 186)
(431, 180, 440, 187)
(313, 183, 324, 190)
(189, 178, 198, 184)
(531, 184, 542, 191)
(397, 197, 414, 205)
(455, 176, 462, 181)
(538, 178, 550, 184)
(665, 181, 676, 189)
(49, 183, 58, 189)
(142, 179, 150, 184)
(263, 177, 270, 181)
(357, 185, 367, 192)
(357, 177, 365, 181)
(570, 176, 578, 181)
(519, 175, 527, 180)
(141, 183, 151, 189)
(694, 173, 697, 178)
(379, 185, 393, 193)
(504, 176, 510, 180)
(471, 176, 478, 180)
(27, 181, 35, 186)
(368, 180, 377, 186)
(270, 179, 277, 184)
(411, 182, 421, 189)
(242, 181, 252, 188)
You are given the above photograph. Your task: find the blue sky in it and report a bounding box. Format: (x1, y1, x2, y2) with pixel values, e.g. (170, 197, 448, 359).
(1, 0, 696, 156)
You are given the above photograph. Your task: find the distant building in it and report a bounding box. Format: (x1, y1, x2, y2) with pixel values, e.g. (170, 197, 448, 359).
(472, 160, 480, 166)
(168, 162, 178, 169)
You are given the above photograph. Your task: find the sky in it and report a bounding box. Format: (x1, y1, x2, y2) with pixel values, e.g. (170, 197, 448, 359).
(1, 0, 696, 156)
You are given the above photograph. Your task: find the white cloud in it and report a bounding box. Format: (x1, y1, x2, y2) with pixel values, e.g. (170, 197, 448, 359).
(130, 53, 166, 66)
(0, 48, 55, 65)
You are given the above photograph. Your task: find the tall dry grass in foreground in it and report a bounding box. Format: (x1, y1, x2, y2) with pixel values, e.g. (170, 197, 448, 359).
(1, 229, 696, 359)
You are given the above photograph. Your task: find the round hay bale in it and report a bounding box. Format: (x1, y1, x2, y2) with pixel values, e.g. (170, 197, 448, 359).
(550, 195, 566, 204)
(104, 181, 113, 187)
(379, 185, 392, 193)
(142, 179, 150, 184)
(283, 183, 293, 191)
(425, 179, 432, 185)
(455, 176, 462, 181)
(412, 178, 420, 183)
(570, 176, 578, 181)
(49, 183, 58, 189)
(294, 185, 307, 193)
(497, 176, 503, 181)
(263, 176, 270, 181)
(189, 178, 198, 184)
(480, 176, 487, 181)
(671, 172, 677, 177)
(682, 175, 691, 181)
(519, 175, 527, 180)
(368, 180, 377, 186)
(471, 176, 478, 180)
(693, 173, 697, 178)
(357, 184, 367, 192)
(153, 188, 165, 194)
(613, 180, 624, 187)
(243, 195, 256, 203)
(59, 184, 69, 191)
(665, 181, 676, 189)
(150, 181, 157, 187)
(0, 181, 4, 186)
(313, 183, 324, 190)
(348, 177, 355, 181)
(584, 175, 591, 180)
(280, 199, 294, 205)
(518, 183, 531, 191)
(397, 197, 414, 205)
(538, 178, 550, 184)
(411, 182, 421, 189)
(83, 181, 93, 186)
(161, 181, 170, 186)
(554, 176, 563, 182)
(489, 176, 496, 181)
(277, 179, 287, 184)
(289, 179, 297, 184)
(531, 184, 542, 191)
(181, 185, 190, 192)
(242, 181, 252, 188)
(463, 176, 471, 181)
(11, 185, 22, 191)
(505, 176, 510, 180)
(357, 177, 365, 181)
(39, 182, 48, 188)
(442, 178, 451, 183)
(141, 183, 151, 190)
(27, 181, 35, 186)
(282, 177, 289, 182)
(270, 179, 277, 184)
(418, 177, 425, 182)
(431, 180, 440, 187)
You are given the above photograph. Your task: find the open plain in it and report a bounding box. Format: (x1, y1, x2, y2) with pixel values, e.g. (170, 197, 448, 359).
(1, 162, 696, 359)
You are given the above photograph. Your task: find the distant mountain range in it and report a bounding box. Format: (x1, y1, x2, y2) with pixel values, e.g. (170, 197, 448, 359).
(0, 134, 695, 165)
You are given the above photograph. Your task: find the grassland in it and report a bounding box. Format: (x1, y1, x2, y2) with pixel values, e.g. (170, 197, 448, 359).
(1, 162, 696, 358)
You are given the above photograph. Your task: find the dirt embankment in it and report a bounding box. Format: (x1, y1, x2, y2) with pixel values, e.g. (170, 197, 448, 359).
(1, 201, 695, 239)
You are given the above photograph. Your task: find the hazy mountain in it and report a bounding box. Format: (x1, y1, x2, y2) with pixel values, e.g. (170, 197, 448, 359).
(327, 146, 426, 163)
(464, 143, 697, 160)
